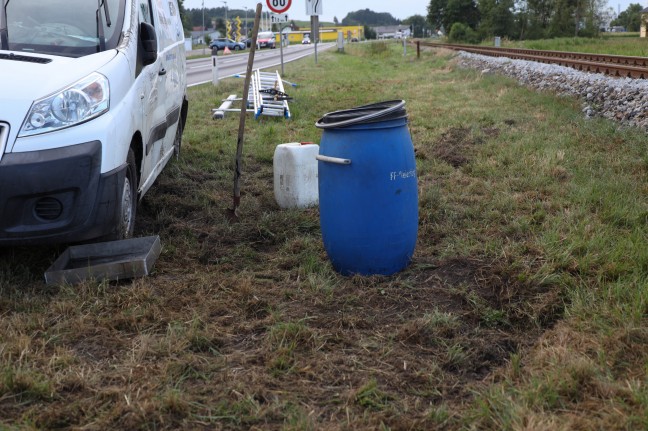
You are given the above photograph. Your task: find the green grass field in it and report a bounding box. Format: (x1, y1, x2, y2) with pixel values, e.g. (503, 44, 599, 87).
(496, 33, 648, 56)
(0, 40, 646, 429)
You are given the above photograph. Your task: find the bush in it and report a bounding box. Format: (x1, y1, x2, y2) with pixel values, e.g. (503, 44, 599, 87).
(449, 22, 480, 44)
(364, 25, 377, 40)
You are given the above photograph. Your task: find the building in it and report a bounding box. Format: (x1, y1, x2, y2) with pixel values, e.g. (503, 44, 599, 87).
(641, 8, 648, 37)
(191, 27, 220, 45)
(277, 25, 364, 44)
(373, 25, 411, 39)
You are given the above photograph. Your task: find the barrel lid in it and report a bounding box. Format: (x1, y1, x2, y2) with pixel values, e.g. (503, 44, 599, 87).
(315, 100, 407, 129)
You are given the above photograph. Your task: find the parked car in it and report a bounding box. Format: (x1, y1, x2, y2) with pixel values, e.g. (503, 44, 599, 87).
(242, 38, 253, 48)
(351, 37, 359, 42)
(209, 38, 245, 52)
(257, 31, 276, 49)
(302, 37, 311, 44)
(0, 0, 188, 244)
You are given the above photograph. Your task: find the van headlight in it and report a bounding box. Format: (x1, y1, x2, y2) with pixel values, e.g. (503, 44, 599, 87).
(19, 73, 109, 137)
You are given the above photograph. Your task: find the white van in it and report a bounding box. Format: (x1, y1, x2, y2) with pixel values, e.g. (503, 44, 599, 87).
(0, 0, 188, 245)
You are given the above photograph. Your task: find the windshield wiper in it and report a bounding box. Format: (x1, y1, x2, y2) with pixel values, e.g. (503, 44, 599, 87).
(0, 0, 10, 50)
(95, 0, 111, 52)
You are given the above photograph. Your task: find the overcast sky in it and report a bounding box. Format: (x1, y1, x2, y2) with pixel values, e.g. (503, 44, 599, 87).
(181, 0, 646, 22)
(611, 0, 647, 14)
(182, 0, 429, 22)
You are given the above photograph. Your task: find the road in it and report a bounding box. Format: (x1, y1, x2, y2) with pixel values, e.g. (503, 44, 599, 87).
(186, 43, 335, 87)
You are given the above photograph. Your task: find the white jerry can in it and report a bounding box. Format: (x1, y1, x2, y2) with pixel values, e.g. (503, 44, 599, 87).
(273, 142, 319, 209)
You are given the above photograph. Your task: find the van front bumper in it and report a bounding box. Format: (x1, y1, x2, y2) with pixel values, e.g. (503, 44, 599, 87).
(0, 141, 125, 245)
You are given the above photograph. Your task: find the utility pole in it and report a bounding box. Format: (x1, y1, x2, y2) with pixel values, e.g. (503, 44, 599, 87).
(222, 0, 228, 38)
(202, 0, 205, 54)
(244, 7, 248, 36)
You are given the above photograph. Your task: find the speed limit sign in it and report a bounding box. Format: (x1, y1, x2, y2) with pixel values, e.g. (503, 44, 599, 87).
(266, 0, 292, 14)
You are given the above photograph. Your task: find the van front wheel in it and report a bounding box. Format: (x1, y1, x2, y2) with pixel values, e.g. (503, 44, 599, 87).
(173, 118, 183, 158)
(116, 149, 138, 239)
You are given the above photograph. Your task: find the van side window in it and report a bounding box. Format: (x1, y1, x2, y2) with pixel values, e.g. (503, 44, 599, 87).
(136, 0, 157, 76)
(138, 0, 154, 25)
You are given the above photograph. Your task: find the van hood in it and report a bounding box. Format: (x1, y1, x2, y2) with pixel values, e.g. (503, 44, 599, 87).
(0, 50, 118, 102)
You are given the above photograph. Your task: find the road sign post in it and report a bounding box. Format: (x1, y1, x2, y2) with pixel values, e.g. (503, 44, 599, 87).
(310, 15, 319, 64)
(211, 48, 219, 85)
(306, 0, 322, 65)
(279, 24, 292, 75)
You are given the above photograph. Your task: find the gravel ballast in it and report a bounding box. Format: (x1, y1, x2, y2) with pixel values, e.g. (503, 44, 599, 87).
(457, 51, 648, 131)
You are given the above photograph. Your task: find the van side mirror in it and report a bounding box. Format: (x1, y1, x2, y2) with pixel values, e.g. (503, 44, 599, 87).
(139, 22, 158, 66)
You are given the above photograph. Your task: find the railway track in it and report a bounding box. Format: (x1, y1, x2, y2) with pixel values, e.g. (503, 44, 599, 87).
(418, 41, 648, 79)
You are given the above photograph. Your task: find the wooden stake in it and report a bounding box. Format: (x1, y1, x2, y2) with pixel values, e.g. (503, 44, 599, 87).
(231, 3, 262, 218)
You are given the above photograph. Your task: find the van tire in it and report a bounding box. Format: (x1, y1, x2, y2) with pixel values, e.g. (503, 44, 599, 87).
(115, 149, 138, 239)
(173, 118, 183, 158)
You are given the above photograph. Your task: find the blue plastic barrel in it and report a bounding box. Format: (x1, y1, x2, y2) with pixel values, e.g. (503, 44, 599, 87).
(315, 100, 418, 276)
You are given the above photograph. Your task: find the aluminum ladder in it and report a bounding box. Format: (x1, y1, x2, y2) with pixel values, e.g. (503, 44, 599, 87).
(247, 69, 291, 119)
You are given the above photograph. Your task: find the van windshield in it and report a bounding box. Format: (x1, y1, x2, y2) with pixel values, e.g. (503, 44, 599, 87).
(4, 0, 124, 57)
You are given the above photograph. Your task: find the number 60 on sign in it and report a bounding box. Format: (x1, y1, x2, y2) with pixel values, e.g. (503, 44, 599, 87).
(266, 0, 291, 14)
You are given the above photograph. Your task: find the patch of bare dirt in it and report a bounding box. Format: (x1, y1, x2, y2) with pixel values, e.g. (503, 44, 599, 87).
(0, 150, 565, 430)
(424, 124, 514, 168)
(432, 126, 483, 167)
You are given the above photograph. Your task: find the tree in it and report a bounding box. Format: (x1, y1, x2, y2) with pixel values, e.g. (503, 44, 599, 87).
(448, 0, 480, 29)
(427, 0, 446, 30)
(214, 17, 225, 36)
(599, 6, 616, 30)
(449, 22, 480, 42)
(342, 9, 399, 26)
(548, 0, 576, 37)
(177, 0, 191, 34)
(403, 15, 429, 37)
(428, 0, 479, 33)
(579, 0, 607, 36)
(478, 0, 516, 38)
(334, 16, 339, 25)
(516, 0, 606, 39)
(611, 3, 644, 31)
(523, 0, 554, 38)
(364, 25, 377, 39)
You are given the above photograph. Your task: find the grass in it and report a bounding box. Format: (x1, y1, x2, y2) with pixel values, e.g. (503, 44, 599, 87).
(0, 40, 646, 429)
(495, 34, 648, 56)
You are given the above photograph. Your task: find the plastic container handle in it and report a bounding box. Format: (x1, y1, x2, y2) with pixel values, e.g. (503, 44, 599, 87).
(316, 155, 352, 165)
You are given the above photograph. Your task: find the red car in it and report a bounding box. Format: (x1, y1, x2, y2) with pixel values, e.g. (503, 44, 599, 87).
(257, 31, 276, 49)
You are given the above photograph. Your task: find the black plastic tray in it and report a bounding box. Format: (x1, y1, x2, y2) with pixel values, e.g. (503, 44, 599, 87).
(45, 236, 161, 285)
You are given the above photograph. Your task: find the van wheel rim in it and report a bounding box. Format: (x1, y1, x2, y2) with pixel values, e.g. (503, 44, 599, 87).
(120, 177, 133, 238)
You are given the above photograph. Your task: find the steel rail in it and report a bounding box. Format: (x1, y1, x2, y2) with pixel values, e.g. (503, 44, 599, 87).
(418, 41, 648, 79)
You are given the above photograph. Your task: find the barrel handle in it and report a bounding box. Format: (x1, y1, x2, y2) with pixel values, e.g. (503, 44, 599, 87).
(316, 155, 352, 165)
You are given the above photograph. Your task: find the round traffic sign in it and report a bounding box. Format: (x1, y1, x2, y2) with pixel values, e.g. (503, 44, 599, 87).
(266, 0, 292, 14)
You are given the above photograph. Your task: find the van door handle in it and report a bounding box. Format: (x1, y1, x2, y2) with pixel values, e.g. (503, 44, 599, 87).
(158, 68, 167, 76)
